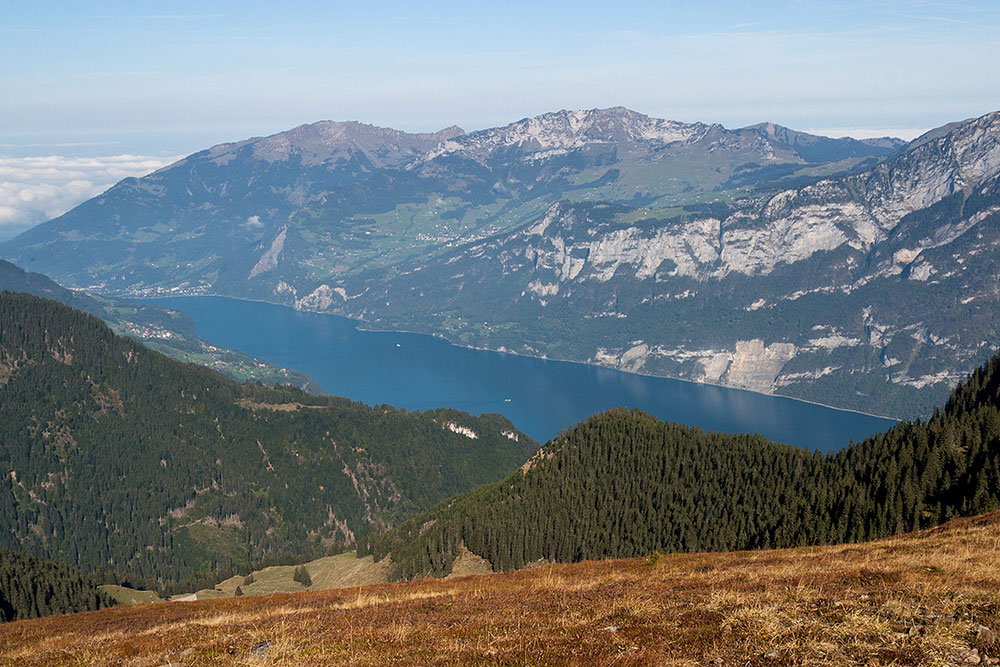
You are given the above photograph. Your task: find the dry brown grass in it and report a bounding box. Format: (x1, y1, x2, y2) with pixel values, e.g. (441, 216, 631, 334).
(2, 512, 1000, 665)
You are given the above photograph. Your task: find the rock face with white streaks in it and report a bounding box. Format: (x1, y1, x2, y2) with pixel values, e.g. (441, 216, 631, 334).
(248, 226, 287, 279)
(352, 111, 1000, 414)
(720, 340, 798, 392)
(484, 111, 1000, 284)
(295, 285, 337, 311)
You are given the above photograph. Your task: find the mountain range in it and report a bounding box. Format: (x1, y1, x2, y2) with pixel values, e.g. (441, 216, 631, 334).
(2, 107, 996, 418)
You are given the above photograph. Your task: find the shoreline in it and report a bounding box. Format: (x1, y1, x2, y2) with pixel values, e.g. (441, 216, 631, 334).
(134, 290, 902, 425)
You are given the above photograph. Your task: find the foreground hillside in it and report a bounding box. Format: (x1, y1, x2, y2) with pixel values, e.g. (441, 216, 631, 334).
(0, 292, 535, 591)
(1, 512, 998, 665)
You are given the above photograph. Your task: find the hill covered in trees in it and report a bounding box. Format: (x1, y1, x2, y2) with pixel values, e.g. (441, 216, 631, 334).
(0, 547, 114, 622)
(0, 259, 322, 392)
(0, 291, 536, 592)
(368, 353, 1000, 580)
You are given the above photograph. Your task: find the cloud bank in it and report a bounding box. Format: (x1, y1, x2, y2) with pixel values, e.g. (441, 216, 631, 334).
(0, 154, 179, 232)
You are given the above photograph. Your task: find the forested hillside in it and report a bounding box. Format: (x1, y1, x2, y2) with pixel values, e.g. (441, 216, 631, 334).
(0, 292, 535, 591)
(369, 353, 1000, 580)
(0, 548, 114, 622)
(0, 259, 321, 391)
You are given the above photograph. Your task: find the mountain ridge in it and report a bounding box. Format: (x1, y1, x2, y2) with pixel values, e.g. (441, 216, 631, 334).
(418, 107, 714, 163)
(202, 120, 466, 168)
(3, 107, 995, 418)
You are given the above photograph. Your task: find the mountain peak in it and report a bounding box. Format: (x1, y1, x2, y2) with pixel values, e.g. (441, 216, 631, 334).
(908, 109, 1000, 151)
(738, 121, 907, 162)
(205, 120, 465, 168)
(422, 107, 708, 162)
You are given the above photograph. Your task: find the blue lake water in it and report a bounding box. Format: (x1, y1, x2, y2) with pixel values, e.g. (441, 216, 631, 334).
(152, 296, 897, 452)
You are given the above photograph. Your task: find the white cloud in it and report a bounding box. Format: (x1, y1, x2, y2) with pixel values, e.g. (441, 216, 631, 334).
(0, 154, 180, 229)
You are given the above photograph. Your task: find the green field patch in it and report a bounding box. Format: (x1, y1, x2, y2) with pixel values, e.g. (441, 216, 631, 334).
(98, 584, 163, 605)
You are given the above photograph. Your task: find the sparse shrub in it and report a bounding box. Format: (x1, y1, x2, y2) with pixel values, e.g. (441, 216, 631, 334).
(293, 565, 312, 587)
(645, 550, 663, 566)
(243, 573, 255, 585)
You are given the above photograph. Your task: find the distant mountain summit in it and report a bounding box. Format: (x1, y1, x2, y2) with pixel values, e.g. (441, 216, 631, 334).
(204, 120, 465, 168)
(743, 121, 908, 162)
(3, 107, 995, 418)
(421, 107, 711, 162)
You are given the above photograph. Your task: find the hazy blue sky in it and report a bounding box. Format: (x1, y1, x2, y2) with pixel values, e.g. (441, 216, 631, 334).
(3, 0, 999, 154)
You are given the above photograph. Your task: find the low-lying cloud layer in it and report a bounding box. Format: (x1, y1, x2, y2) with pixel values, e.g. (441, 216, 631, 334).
(0, 154, 179, 234)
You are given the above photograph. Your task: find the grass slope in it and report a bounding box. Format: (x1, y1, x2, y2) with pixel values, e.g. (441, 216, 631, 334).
(0, 512, 998, 665)
(177, 552, 390, 601)
(97, 586, 161, 606)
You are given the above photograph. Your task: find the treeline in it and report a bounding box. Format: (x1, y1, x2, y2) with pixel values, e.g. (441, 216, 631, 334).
(367, 353, 1000, 579)
(0, 547, 114, 622)
(0, 292, 535, 592)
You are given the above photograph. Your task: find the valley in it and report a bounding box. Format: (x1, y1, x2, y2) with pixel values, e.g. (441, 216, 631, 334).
(154, 294, 896, 449)
(4, 3, 999, 663)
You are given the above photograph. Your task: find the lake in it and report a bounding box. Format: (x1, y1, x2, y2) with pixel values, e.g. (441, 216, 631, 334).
(152, 296, 897, 451)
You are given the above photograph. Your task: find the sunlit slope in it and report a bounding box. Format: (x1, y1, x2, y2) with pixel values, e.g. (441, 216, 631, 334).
(1, 512, 998, 665)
